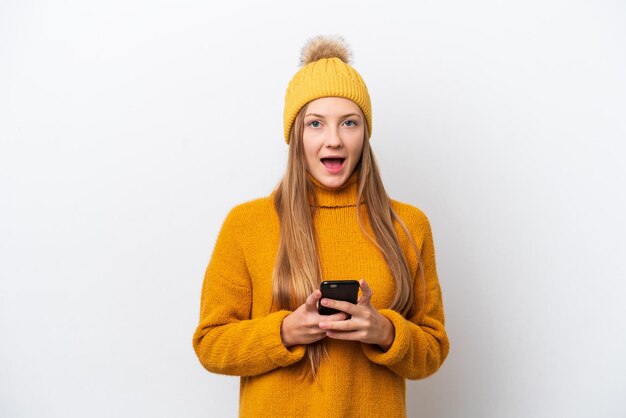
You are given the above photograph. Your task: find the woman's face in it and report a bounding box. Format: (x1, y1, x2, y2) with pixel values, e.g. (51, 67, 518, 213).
(302, 97, 365, 189)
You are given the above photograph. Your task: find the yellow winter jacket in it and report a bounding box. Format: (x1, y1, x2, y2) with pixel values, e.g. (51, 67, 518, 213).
(193, 171, 449, 417)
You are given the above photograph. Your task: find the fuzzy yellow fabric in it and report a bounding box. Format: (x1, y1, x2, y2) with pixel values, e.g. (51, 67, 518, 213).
(193, 172, 449, 418)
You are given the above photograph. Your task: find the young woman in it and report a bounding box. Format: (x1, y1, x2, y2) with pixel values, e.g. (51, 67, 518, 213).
(193, 35, 449, 418)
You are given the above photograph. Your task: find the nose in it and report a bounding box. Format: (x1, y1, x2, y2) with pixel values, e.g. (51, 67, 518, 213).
(324, 126, 343, 148)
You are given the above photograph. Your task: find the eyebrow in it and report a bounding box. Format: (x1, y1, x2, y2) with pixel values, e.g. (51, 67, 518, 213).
(304, 113, 362, 119)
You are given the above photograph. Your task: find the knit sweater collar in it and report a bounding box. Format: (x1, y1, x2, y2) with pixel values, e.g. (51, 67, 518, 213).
(307, 170, 362, 208)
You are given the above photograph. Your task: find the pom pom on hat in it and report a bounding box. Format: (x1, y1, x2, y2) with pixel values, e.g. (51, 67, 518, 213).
(299, 35, 352, 66)
(283, 35, 372, 144)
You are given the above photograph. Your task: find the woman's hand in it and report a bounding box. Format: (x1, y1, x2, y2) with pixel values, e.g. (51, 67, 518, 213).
(318, 280, 395, 351)
(281, 289, 348, 348)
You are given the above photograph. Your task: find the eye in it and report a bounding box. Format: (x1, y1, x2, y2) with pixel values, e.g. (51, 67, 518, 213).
(343, 120, 358, 127)
(307, 120, 322, 128)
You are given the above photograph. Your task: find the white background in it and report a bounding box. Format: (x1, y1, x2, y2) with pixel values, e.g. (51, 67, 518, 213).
(2, 1, 625, 417)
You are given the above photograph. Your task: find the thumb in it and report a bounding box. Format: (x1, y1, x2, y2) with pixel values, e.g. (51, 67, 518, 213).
(305, 289, 322, 311)
(358, 279, 373, 305)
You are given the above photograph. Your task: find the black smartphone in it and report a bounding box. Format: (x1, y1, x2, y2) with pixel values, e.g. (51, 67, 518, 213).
(318, 280, 360, 315)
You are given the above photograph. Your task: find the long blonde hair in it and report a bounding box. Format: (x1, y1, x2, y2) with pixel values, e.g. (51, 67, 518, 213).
(272, 104, 425, 379)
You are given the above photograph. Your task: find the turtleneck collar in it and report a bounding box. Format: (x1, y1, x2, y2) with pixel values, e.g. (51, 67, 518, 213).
(307, 170, 363, 208)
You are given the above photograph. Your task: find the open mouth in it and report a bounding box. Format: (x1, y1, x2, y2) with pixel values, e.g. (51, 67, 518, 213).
(321, 158, 345, 170)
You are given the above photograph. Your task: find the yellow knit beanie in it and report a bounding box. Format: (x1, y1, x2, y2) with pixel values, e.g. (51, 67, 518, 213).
(283, 35, 372, 144)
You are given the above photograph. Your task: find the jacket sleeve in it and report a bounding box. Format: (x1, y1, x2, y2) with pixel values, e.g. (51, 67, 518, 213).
(192, 207, 306, 376)
(361, 212, 450, 380)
